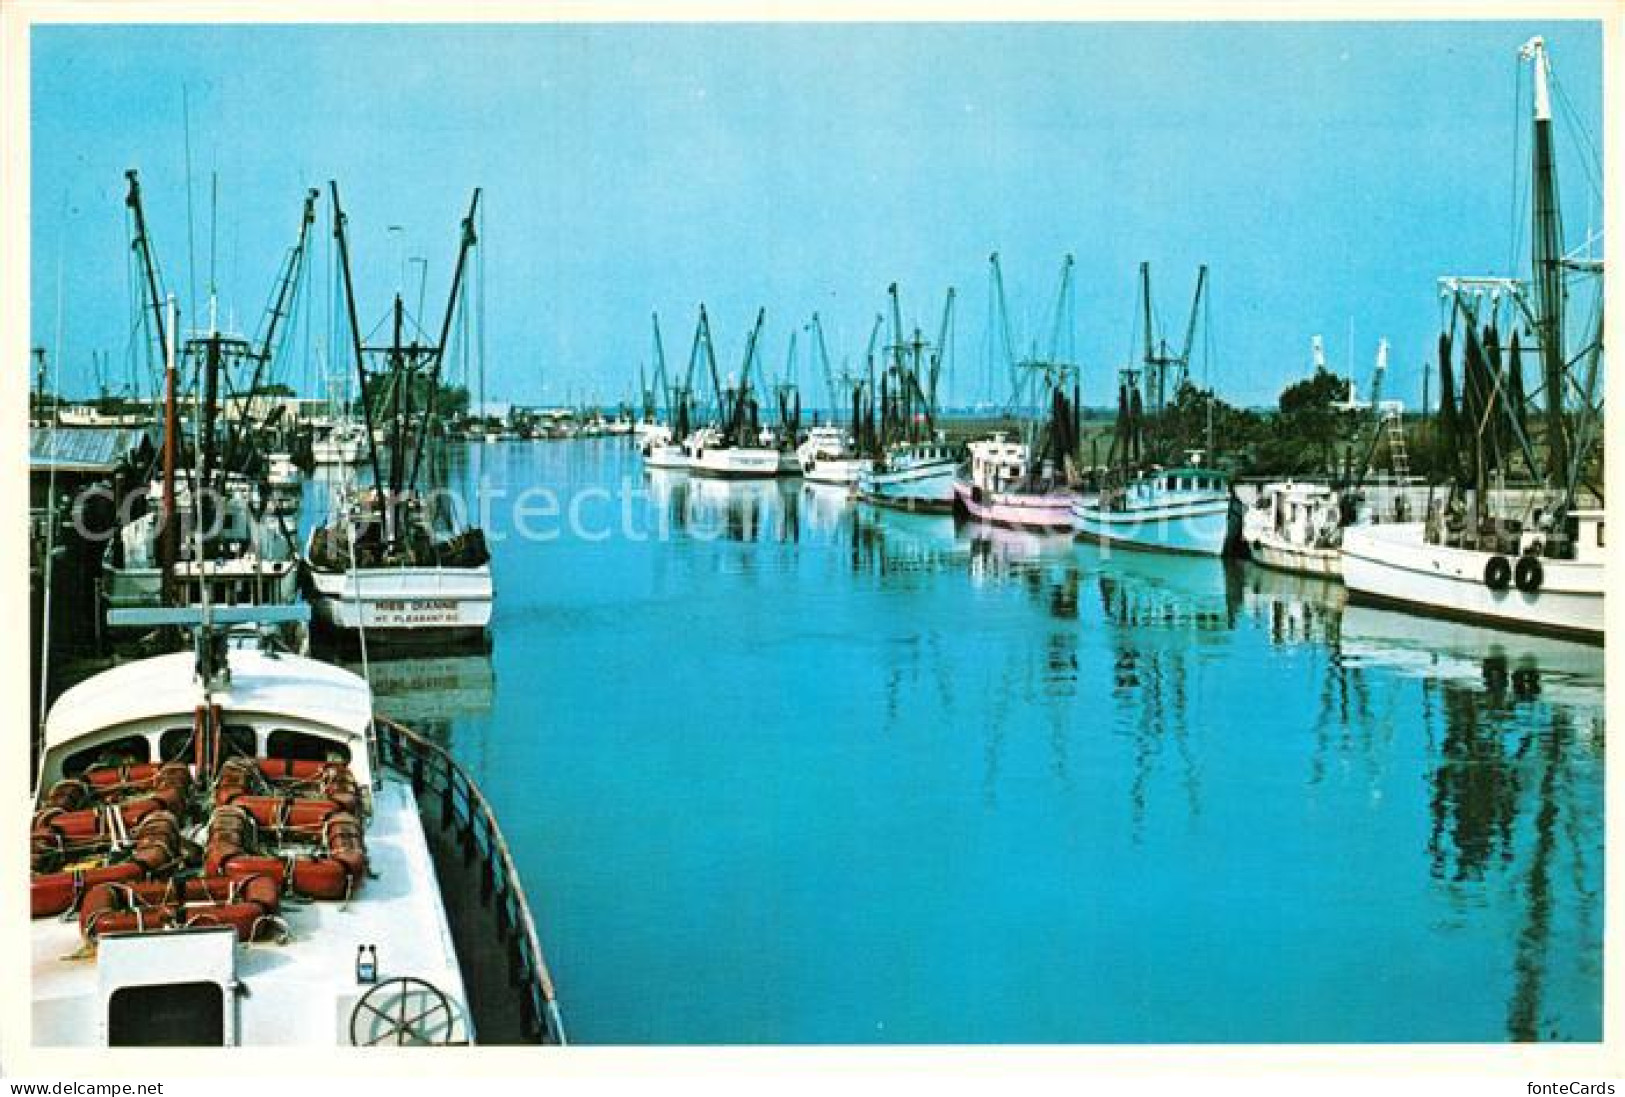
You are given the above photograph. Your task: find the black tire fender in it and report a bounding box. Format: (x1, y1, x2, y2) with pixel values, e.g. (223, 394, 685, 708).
(1514, 554, 1544, 593)
(1484, 555, 1513, 591)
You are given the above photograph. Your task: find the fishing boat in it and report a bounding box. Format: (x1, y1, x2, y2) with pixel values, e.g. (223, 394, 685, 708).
(639, 312, 704, 471)
(1242, 482, 1349, 578)
(797, 424, 866, 485)
(1071, 263, 1241, 557)
(956, 256, 1086, 532)
(956, 434, 1077, 532)
(30, 605, 563, 1046)
(687, 307, 801, 480)
(1341, 37, 1603, 642)
(855, 284, 959, 511)
(102, 173, 311, 652)
(265, 452, 300, 490)
(311, 422, 367, 466)
(797, 313, 872, 486)
(1074, 460, 1241, 557)
(303, 183, 495, 648)
(1243, 337, 1417, 579)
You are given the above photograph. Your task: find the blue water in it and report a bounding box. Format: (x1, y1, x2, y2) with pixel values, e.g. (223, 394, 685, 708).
(321, 439, 1605, 1045)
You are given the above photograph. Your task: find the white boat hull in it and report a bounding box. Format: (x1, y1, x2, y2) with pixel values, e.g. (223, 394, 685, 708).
(307, 565, 494, 641)
(689, 447, 798, 480)
(312, 440, 364, 465)
(857, 460, 958, 513)
(1340, 522, 1602, 642)
(1072, 495, 1240, 557)
(802, 456, 869, 486)
(1247, 533, 1343, 578)
(643, 443, 691, 470)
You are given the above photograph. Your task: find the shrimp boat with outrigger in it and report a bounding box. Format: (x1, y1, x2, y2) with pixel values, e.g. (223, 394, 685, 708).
(103, 172, 311, 653)
(1340, 37, 1604, 642)
(30, 597, 564, 1047)
(855, 284, 959, 512)
(304, 183, 494, 648)
(1071, 263, 1241, 556)
(686, 306, 802, 479)
(637, 311, 700, 471)
(956, 255, 1086, 532)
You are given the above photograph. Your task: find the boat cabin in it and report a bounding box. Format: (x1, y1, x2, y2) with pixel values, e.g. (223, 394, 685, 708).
(967, 434, 1029, 491)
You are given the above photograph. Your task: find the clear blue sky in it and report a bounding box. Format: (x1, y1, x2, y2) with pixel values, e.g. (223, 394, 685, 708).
(30, 20, 1603, 409)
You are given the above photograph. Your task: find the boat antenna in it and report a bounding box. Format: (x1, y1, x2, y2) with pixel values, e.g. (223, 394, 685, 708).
(182, 87, 198, 324)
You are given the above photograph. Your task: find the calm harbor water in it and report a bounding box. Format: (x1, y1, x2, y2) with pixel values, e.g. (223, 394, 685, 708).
(313, 438, 1603, 1045)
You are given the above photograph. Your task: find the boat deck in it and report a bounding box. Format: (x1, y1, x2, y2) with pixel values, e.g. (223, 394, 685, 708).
(32, 777, 470, 1047)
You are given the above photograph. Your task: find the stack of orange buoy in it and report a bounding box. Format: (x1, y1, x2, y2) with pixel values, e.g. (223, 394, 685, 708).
(207, 757, 368, 902)
(31, 754, 370, 945)
(30, 764, 192, 920)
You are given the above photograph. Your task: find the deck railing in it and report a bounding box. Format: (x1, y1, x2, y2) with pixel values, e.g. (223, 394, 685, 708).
(373, 715, 567, 1045)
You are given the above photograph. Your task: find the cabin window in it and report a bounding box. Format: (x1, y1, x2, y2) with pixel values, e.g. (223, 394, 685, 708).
(266, 729, 352, 764)
(63, 735, 151, 779)
(220, 725, 258, 760)
(1598, 522, 1606, 548)
(108, 982, 224, 1046)
(158, 726, 196, 763)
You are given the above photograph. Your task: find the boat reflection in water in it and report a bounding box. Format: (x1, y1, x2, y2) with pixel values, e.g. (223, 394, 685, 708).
(662, 475, 804, 545)
(847, 507, 963, 583)
(1339, 602, 1602, 1041)
(341, 653, 497, 729)
(798, 480, 856, 538)
(1237, 564, 1346, 648)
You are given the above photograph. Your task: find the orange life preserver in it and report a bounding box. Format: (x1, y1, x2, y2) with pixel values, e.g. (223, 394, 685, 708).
(80, 874, 281, 942)
(30, 861, 145, 919)
(31, 797, 164, 843)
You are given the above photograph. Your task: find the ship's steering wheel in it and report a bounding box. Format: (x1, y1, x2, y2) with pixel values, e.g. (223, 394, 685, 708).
(349, 976, 458, 1046)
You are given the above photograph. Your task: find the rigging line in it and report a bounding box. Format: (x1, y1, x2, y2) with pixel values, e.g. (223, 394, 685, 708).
(184, 86, 198, 327)
(1550, 68, 1603, 204)
(1507, 59, 1525, 277)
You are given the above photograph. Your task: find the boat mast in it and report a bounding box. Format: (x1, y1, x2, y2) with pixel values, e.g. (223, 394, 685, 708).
(1523, 36, 1570, 492)
(224, 188, 318, 478)
(162, 297, 179, 606)
(124, 171, 170, 377)
(328, 181, 390, 509)
(726, 308, 766, 445)
(406, 189, 481, 493)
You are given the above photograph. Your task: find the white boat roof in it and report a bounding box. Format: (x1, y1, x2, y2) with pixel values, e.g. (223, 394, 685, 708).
(44, 649, 374, 750)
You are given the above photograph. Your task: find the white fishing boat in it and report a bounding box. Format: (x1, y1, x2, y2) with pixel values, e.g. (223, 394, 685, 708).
(1341, 38, 1603, 643)
(265, 452, 301, 490)
(1073, 463, 1241, 557)
(857, 441, 958, 512)
(1072, 264, 1238, 557)
(954, 434, 1077, 532)
(641, 424, 691, 471)
(1242, 482, 1348, 578)
(312, 422, 366, 466)
(854, 283, 959, 512)
(797, 424, 868, 485)
(305, 182, 496, 649)
(30, 606, 563, 1047)
(305, 489, 494, 647)
(1342, 510, 1602, 641)
(106, 495, 301, 628)
(685, 307, 801, 480)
